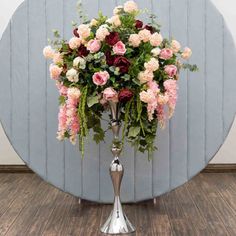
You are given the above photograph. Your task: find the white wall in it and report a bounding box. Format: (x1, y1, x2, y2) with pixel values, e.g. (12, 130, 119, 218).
(0, 0, 235, 165)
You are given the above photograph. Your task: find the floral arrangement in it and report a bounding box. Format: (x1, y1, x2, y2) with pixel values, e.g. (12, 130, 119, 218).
(43, 1, 197, 158)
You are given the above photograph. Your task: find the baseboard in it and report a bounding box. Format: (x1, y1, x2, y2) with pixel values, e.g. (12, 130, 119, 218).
(0, 165, 33, 173)
(0, 164, 236, 173)
(201, 164, 236, 173)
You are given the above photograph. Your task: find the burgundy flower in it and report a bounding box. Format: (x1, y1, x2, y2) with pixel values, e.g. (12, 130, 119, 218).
(78, 45, 89, 57)
(105, 51, 115, 66)
(113, 56, 130, 74)
(118, 88, 133, 103)
(73, 28, 80, 38)
(105, 32, 120, 46)
(144, 25, 155, 33)
(135, 20, 143, 29)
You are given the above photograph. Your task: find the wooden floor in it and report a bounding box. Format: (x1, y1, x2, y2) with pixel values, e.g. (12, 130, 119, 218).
(0, 173, 236, 236)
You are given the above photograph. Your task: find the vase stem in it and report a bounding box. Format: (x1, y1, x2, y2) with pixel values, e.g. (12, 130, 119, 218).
(100, 101, 136, 235)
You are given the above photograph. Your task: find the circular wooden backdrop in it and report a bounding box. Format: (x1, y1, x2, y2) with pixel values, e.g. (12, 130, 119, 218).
(0, 0, 236, 203)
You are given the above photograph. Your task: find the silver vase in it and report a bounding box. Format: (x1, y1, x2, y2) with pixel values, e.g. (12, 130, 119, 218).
(100, 101, 136, 235)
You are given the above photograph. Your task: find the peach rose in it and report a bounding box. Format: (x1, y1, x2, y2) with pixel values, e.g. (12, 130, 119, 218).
(87, 39, 101, 53)
(138, 29, 151, 43)
(128, 34, 141, 47)
(151, 47, 161, 57)
(113, 5, 123, 15)
(96, 25, 110, 41)
(53, 52, 63, 64)
(138, 70, 154, 84)
(182, 47, 192, 59)
(77, 24, 91, 39)
(67, 87, 81, 100)
(150, 33, 163, 47)
(49, 64, 62, 80)
(164, 65, 178, 78)
(66, 68, 79, 83)
(171, 40, 181, 53)
(69, 37, 81, 50)
(107, 15, 121, 27)
(124, 0, 138, 13)
(103, 87, 118, 102)
(159, 48, 173, 60)
(92, 71, 110, 86)
(43, 46, 54, 59)
(140, 89, 156, 104)
(113, 41, 126, 55)
(144, 58, 159, 72)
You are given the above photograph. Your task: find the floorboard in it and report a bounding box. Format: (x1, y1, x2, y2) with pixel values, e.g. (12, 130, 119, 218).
(0, 173, 236, 235)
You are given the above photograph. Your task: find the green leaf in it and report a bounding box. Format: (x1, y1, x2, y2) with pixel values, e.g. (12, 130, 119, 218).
(128, 126, 140, 138)
(59, 96, 66, 105)
(87, 95, 99, 108)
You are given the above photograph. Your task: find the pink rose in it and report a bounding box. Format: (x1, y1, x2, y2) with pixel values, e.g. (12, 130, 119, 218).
(164, 65, 178, 78)
(159, 48, 173, 60)
(113, 41, 126, 55)
(87, 39, 101, 53)
(103, 87, 118, 102)
(49, 64, 63, 80)
(92, 71, 110, 86)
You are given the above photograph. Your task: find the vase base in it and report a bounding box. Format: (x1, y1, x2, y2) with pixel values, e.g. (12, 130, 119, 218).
(100, 197, 136, 235)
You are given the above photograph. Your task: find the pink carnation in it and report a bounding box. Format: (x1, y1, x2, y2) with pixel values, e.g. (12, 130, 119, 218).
(113, 41, 126, 55)
(164, 65, 178, 78)
(103, 87, 118, 102)
(159, 48, 173, 60)
(87, 39, 101, 53)
(92, 71, 110, 86)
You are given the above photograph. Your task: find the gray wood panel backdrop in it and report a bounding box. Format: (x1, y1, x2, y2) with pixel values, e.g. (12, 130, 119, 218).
(0, 0, 236, 203)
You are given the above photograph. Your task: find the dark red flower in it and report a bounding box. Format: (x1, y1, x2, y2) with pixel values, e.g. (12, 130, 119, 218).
(73, 28, 80, 38)
(78, 45, 89, 57)
(113, 56, 130, 74)
(105, 32, 120, 46)
(118, 88, 133, 103)
(144, 25, 155, 33)
(135, 20, 143, 29)
(105, 51, 115, 66)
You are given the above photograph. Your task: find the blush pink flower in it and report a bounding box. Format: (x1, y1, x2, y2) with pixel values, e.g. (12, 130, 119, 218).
(150, 33, 163, 47)
(56, 82, 68, 96)
(124, 0, 138, 13)
(159, 48, 173, 60)
(49, 64, 63, 80)
(144, 58, 159, 72)
(77, 24, 91, 39)
(138, 29, 152, 43)
(171, 40, 181, 53)
(156, 104, 166, 128)
(103, 87, 118, 102)
(96, 25, 110, 41)
(92, 71, 110, 86)
(164, 65, 178, 78)
(53, 52, 63, 64)
(157, 93, 169, 105)
(148, 81, 160, 94)
(138, 70, 154, 84)
(87, 39, 101, 53)
(140, 89, 156, 104)
(106, 15, 121, 27)
(43, 46, 55, 59)
(182, 47, 192, 59)
(69, 37, 81, 50)
(128, 34, 141, 47)
(113, 41, 127, 55)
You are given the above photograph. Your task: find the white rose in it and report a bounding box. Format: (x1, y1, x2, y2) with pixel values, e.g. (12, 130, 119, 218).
(66, 68, 79, 83)
(151, 47, 161, 57)
(124, 0, 138, 13)
(73, 57, 86, 69)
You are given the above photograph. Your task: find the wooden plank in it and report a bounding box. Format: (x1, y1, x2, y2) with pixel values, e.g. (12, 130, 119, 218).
(0, 25, 11, 136)
(153, 0, 170, 197)
(186, 176, 230, 235)
(28, 0, 47, 177)
(187, 0, 205, 178)
(45, 0, 65, 189)
(11, 1, 29, 163)
(134, 0, 153, 202)
(63, 0, 83, 199)
(169, 0, 188, 189)
(0, 175, 42, 235)
(205, 0, 224, 161)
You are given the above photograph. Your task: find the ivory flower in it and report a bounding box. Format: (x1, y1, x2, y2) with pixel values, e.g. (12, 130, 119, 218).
(96, 25, 110, 41)
(107, 15, 121, 27)
(151, 47, 161, 57)
(69, 37, 81, 49)
(73, 57, 86, 69)
(171, 40, 181, 53)
(66, 68, 79, 83)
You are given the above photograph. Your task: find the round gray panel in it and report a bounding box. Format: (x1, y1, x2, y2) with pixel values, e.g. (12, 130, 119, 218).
(0, 0, 236, 203)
